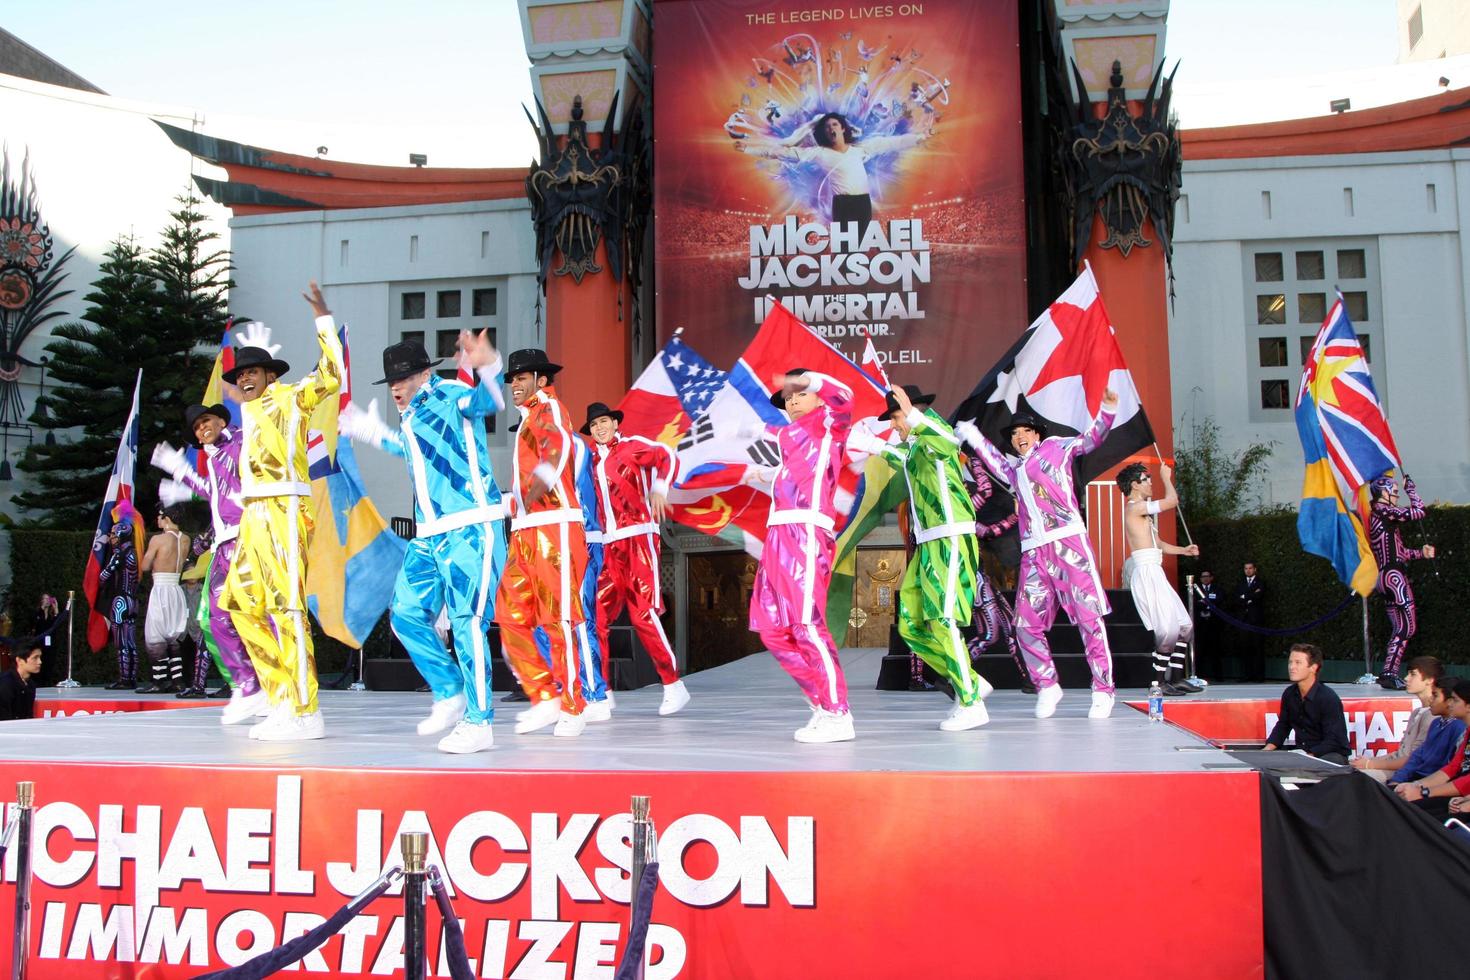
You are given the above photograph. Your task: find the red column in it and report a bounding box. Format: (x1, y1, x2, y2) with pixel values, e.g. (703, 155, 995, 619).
(543, 238, 631, 412)
(1085, 211, 1178, 585)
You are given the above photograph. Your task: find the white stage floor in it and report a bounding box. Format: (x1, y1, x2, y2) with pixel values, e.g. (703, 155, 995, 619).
(8, 651, 1407, 774)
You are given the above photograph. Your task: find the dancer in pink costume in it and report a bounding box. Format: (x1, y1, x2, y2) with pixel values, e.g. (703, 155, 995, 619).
(751, 368, 856, 743)
(956, 389, 1120, 719)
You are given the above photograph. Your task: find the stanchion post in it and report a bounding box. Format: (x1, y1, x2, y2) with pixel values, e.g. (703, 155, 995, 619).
(350, 648, 367, 693)
(12, 781, 36, 980)
(401, 831, 428, 980)
(1184, 574, 1206, 687)
(630, 796, 650, 980)
(1356, 594, 1377, 685)
(58, 592, 79, 690)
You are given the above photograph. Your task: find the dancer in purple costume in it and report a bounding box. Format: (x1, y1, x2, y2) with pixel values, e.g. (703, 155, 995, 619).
(751, 368, 856, 743)
(1368, 473, 1436, 690)
(956, 388, 1120, 719)
(963, 454, 1029, 692)
(152, 404, 265, 725)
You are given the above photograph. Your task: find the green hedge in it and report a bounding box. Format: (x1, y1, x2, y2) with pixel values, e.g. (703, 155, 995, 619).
(1182, 505, 1470, 665)
(6, 528, 363, 685)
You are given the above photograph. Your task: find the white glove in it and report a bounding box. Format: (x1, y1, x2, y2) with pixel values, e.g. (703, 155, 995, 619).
(953, 420, 983, 451)
(340, 399, 394, 446)
(234, 321, 279, 356)
(159, 479, 196, 507)
(845, 425, 890, 458)
(151, 441, 191, 481)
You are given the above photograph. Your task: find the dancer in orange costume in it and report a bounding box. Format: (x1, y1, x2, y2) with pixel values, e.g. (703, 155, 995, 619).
(491, 347, 590, 738)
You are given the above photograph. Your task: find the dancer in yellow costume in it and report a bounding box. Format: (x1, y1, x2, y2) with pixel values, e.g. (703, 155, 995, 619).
(219, 282, 343, 741)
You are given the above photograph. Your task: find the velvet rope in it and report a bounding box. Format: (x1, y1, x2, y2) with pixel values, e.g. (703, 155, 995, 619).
(614, 862, 661, 980)
(1193, 587, 1357, 637)
(428, 867, 476, 980)
(192, 869, 400, 979)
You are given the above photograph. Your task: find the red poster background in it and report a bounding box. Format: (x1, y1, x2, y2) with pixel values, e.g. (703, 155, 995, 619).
(0, 763, 1262, 978)
(653, 0, 1028, 406)
(36, 701, 215, 719)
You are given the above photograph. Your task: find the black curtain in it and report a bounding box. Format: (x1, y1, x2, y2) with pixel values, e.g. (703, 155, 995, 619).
(1261, 773, 1470, 979)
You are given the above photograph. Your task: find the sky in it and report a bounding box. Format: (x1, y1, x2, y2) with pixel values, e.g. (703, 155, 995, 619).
(2, 0, 1405, 167)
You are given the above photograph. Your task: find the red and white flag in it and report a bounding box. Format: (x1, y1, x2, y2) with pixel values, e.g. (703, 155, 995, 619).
(950, 262, 1154, 485)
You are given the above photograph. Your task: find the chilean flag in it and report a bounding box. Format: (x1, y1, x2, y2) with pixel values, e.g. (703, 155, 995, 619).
(83, 370, 143, 652)
(950, 263, 1154, 486)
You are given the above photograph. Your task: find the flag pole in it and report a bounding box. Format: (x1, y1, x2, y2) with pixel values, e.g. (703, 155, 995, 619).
(1152, 441, 1194, 546)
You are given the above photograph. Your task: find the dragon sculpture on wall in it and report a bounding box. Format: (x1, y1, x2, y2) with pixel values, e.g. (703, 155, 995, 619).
(525, 92, 651, 342)
(0, 150, 74, 441)
(1058, 59, 1181, 286)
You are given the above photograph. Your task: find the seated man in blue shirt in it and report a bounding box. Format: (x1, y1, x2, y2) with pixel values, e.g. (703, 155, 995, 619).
(1264, 643, 1351, 764)
(1387, 675, 1466, 785)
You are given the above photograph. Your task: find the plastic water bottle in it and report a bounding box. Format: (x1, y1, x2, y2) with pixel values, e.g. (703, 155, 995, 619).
(1148, 681, 1164, 722)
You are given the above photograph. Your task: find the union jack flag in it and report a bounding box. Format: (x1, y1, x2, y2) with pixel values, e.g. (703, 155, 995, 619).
(1295, 292, 1399, 594)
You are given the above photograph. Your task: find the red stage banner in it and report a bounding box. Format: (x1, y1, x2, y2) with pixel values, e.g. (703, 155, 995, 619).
(1129, 697, 1419, 755)
(0, 764, 1262, 978)
(36, 700, 216, 719)
(653, 0, 1028, 404)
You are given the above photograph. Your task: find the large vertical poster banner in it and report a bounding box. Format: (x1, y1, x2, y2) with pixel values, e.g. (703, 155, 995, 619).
(653, 0, 1028, 401)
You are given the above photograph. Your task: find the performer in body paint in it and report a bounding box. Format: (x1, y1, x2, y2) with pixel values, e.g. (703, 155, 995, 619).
(340, 330, 508, 753)
(97, 504, 141, 690)
(956, 390, 1120, 719)
(153, 404, 264, 722)
(1118, 461, 1202, 696)
(963, 452, 1028, 692)
(495, 348, 590, 738)
(1368, 473, 1436, 690)
(752, 368, 855, 743)
(137, 507, 192, 693)
(218, 284, 344, 741)
(853, 384, 991, 731)
(582, 401, 690, 716)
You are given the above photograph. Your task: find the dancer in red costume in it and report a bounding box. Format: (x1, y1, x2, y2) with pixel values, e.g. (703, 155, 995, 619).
(581, 402, 690, 715)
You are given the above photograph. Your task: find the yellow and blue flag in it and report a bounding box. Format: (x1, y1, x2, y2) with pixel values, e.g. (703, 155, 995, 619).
(1295, 294, 1400, 596)
(304, 323, 406, 646)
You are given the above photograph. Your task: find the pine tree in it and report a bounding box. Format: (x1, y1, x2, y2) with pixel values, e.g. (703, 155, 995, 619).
(16, 197, 234, 526)
(14, 236, 159, 525)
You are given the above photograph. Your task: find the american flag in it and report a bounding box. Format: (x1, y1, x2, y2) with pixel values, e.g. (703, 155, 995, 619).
(663, 336, 728, 416)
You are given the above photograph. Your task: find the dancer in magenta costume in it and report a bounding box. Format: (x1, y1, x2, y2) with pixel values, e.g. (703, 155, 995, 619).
(956, 388, 1120, 719)
(1368, 473, 1436, 689)
(751, 368, 856, 743)
(152, 404, 264, 726)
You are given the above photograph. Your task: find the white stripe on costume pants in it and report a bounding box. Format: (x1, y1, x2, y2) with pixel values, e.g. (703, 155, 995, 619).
(286, 494, 308, 703)
(559, 521, 577, 709)
(804, 622, 839, 706)
(473, 523, 494, 713)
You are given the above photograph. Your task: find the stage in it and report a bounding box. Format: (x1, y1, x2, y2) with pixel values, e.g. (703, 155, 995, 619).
(0, 651, 1412, 978)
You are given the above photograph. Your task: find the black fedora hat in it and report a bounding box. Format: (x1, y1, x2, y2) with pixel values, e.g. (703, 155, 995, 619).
(183, 404, 231, 447)
(372, 340, 442, 386)
(222, 346, 290, 385)
(579, 401, 624, 435)
(506, 348, 562, 378)
(1001, 411, 1049, 441)
(769, 367, 812, 408)
(883, 384, 937, 417)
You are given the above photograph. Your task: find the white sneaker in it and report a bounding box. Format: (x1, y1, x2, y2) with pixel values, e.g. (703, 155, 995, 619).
(221, 689, 267, 726)
(605, 690, 616, 710)
(1088, 691, 1116, 719)
(553, 711, 586, 738)
(417, 693, 466, 736)
(940, 701, 990, 732)
(248, 701, 291, 739)
(974, 675, 995, 701)
(659, 680, 691, 716)
(514, 699, 561, 734)
(583, 698, 613, 722)
(797, 702, 823, 732)
(257, 709, 326, 742)
(438, 721, 494, 754)
(794, 710, 856, 743)
(1035, 684, 1064, 719)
